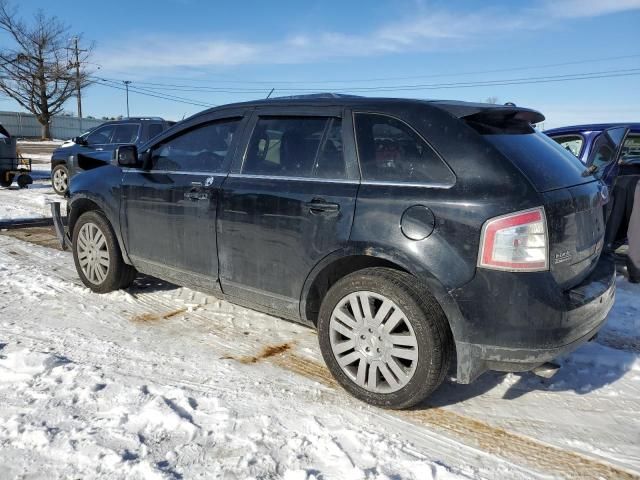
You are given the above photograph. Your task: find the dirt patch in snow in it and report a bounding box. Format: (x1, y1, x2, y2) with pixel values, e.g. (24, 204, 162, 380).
(131, 307, 188, 323)
(0, 225, 61, 250)
(236, 342, 294, 364)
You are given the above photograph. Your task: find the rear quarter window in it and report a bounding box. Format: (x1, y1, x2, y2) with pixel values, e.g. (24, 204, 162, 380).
(353, 113, 455, 186)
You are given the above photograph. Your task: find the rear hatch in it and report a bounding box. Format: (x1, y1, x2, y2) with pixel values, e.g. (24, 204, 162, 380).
(464, 109, 607, 288)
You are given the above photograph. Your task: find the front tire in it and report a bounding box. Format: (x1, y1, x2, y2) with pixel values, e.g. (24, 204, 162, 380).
(318, 267, 452, 409)
(72, 211, 137, 293)
(51, 164, 69, 195)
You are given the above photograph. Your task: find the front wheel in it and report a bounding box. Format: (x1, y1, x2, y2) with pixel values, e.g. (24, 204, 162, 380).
(72, 210, 137, 293)
(51, 164, 69, 195)
(318, 267, 452, 409)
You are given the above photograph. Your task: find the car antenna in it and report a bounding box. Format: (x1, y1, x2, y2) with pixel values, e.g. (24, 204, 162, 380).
(266, 88, 275, 99)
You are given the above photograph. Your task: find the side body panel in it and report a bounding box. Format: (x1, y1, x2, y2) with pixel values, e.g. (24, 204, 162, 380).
(217, 107, 360, 318)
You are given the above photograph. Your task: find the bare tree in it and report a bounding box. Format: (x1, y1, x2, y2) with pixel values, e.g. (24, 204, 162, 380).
(484, 96, 499, 104)
(0, 1, 92, 139)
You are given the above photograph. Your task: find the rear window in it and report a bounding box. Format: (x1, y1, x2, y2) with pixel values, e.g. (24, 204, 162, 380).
(483, 132, 592, 192)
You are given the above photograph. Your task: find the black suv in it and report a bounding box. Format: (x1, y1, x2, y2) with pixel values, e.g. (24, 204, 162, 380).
(53, 95, 615, 409)
(50, 117, 174, 195)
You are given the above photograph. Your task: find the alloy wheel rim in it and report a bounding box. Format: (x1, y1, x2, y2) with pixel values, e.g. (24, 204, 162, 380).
(53, 169, 67, 191)
(329, 291, 419, 393)
(77, 222, 110, 284)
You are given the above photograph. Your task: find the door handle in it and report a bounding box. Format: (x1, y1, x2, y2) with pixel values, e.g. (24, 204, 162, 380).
(305, 198, 340, 214)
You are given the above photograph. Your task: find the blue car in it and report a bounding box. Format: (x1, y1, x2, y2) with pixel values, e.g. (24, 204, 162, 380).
(51, 117, 174, 195)
(544, 123, 640, 187)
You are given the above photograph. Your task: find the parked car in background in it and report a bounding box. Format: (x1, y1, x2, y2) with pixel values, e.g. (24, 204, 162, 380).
(544, 123, 640, 187)
(50, 117, 175, 195)
(53, 95, 616, 409)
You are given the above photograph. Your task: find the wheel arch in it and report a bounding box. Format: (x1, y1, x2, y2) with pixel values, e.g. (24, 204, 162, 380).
(68, 194, 132, 265)
(300, 248, 465, 348)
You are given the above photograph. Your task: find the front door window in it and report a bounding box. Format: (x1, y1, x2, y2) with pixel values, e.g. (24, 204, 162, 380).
(151, 119, 240, 173)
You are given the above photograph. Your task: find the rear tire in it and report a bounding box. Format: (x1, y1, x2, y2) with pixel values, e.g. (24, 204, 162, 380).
(72, 210, 137, 293)
(52, 164, 69, 195)
(0, 171, 14, 187)
(318, 267, 452, 409)
(17, 174, 33, 189)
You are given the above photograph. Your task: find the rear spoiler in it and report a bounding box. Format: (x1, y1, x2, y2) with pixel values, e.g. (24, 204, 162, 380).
(429, 101, 545, 125)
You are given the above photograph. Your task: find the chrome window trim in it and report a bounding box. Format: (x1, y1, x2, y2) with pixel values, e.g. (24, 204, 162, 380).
(122, 170, 453, 188)
(360, 180, 453, 189)
(226, 173, 358, 184)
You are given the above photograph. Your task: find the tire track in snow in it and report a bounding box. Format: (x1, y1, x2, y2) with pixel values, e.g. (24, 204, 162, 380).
(1, 234, 639, 479)
(268, 351, 639, 480)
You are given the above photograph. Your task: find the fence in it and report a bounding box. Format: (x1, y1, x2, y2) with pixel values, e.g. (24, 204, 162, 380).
(0, 111, 103, 140)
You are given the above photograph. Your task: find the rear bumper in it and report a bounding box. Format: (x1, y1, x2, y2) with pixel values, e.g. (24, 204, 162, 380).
(452, 255, 616, 383)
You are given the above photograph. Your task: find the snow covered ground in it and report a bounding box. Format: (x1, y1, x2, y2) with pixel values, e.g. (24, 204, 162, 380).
(0, 184, 639, 479)
(0, 166, 64, 222)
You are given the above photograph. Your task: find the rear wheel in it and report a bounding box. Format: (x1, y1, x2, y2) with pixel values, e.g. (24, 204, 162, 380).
(72, 210, 137, 293)
(17, 174, 33, 189)
(318, 267, 452, 409)
(0, 171, 14, 187)
(52, 164, 69, 195)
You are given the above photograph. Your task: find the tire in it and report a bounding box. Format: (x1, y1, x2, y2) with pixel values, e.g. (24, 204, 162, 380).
(318, 267, 452, 409)
(72, 210, 137, 293)
(0, 172, 14, 187)
(51, 164, 69, 195)
(17, 174, 33, 189)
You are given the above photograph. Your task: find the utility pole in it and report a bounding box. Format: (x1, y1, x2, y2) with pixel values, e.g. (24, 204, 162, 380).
(70, 37, 87, 131)
(123, 80, 131, 117)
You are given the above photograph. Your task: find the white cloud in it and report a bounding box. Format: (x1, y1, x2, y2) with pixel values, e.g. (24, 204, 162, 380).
(543, 0, 640, 18)
(96, 2, 640, 71)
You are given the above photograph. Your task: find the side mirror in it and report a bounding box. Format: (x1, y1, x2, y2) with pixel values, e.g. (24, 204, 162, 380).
(115, 145, 140, 168)
(73, 136, 87, 146)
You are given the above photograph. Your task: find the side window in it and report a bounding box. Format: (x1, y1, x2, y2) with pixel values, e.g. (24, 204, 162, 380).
(147, 123, 164, 140)
(551, 135, 583, 157)
(354, 113, 454, 184)
(243, 116, 346, 179)
(86, 125, 115, 145)
(112, 124, 140, 144)
(622, 134, 640, 161)
(150, 118, 240, 173)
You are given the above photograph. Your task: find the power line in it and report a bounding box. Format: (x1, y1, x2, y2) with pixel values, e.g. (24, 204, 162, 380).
(93, 79, 214, 108)
(97, 68, 640, 95)
(90, 66, 640, 110)
(98, 53, 640, 87)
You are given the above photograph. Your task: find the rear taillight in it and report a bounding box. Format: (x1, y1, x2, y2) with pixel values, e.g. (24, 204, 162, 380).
(478, 207, 548, 272)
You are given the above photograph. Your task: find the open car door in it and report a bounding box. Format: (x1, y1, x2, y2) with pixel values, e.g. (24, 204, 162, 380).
(585, 126, 630, 188)
(596, 126, 633, 248)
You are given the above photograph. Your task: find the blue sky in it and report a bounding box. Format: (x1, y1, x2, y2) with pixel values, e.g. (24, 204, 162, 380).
(3, 0, 640, 128)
